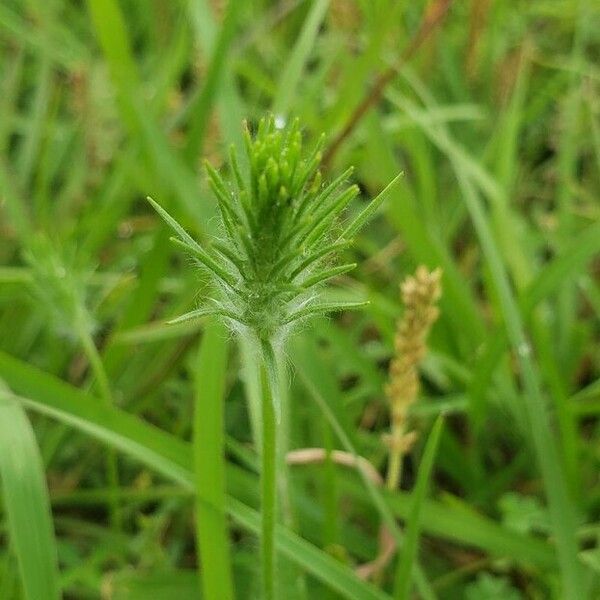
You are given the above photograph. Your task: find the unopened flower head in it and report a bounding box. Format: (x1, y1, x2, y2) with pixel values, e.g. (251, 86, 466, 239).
(147, 116, 379, 342)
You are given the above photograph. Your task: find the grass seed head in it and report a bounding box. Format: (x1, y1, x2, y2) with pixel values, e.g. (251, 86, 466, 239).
(385, 266, 442, 458)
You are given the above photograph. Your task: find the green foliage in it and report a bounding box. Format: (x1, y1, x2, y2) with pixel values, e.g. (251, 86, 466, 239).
(499, 492, 550, 536)
(24, 235, 96, 339)
(0, 0, 599, 598)
(465, 573, 523, 600)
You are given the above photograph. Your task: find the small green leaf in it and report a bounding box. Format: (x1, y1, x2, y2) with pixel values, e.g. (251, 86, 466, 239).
(341, 172, 403, 239)
(301, 263, 357, 289)
(146, 196, 202, 252)
(284, 300, 368, 324)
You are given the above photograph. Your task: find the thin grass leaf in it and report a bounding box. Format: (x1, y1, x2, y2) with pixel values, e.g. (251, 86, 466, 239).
(0, 384, 61, 600)
(393, 416, 444, 600)
(337, 476, 556, 570)
(522, 219, 600, 313)
(194, 319, 234, 600)
(87, 0, 210, 227)
(184, 0, 240, 162)
(228, 498, 390, 600)
(455, 171, 583, 596)
(271, 0, 329, 116)
(0, 351, 558, 569)
(291, 335, 437, 600)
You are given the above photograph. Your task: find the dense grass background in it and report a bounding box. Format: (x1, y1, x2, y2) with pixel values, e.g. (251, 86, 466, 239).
(1, 0, 600, 598)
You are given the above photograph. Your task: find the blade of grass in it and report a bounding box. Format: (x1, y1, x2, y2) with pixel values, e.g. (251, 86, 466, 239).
(393, 416, 444, 599)
(0, 352, 193, 487)
(0, 161, 33, 242)
(555, 1, 588, 367)
(466, 217, 600, 432)
(0, 383, 61, 600)
(454, 171, 583, 596)
(360, 113, 486, 351)
(184, 0, 240, 163)
(194, 319, 234, 600)
(186, 0, 246, 153)
(86, 0, 213, 227)
(272, 0, 330, 117)
(228, 497, 391, 600)
(522, 219, 600, 313)
(386, 87, 532, 289)
(388, 83, 583, 489)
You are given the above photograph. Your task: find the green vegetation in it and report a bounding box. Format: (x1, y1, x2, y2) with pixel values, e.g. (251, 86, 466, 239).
(1, 1, 599, 599)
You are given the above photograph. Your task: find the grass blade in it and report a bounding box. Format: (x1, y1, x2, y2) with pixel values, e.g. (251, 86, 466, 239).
(184, 1, 240, 162)
(455, 172, 584, 596)
(393, 416, 444, 600)
(86, 0, 212, 227)
(0, 384, 61, 600)
(271, 0, 330, 117)
(194, 319, 234, 600)
(228, 498, 390, 600)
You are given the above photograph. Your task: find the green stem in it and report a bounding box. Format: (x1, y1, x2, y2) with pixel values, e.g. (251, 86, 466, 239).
(276, 357, 308, 600)
(77, 321, 121, 532)
(79, 327, 112, 408)
(260, 339, 278, 600)
(386, 447, 403, 492)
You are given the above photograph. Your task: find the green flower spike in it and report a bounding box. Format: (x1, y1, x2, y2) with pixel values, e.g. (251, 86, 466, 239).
(147, 115, 400, 345)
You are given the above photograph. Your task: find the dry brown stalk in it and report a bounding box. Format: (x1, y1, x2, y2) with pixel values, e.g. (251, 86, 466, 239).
(322, 0, 453, 167)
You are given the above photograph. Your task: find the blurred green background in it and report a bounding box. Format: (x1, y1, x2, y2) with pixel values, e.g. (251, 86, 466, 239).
(1, 0, 600, 598)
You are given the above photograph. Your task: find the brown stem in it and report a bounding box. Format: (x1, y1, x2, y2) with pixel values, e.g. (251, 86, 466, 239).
(322, 0, 453, 168)
(285, 447, 397, 580)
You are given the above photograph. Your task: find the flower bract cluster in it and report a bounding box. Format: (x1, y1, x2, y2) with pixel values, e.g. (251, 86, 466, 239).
(148, 116, 395, 341)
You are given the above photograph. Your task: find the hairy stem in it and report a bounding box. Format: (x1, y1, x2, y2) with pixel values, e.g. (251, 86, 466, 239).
(260, 339, 278, 600)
